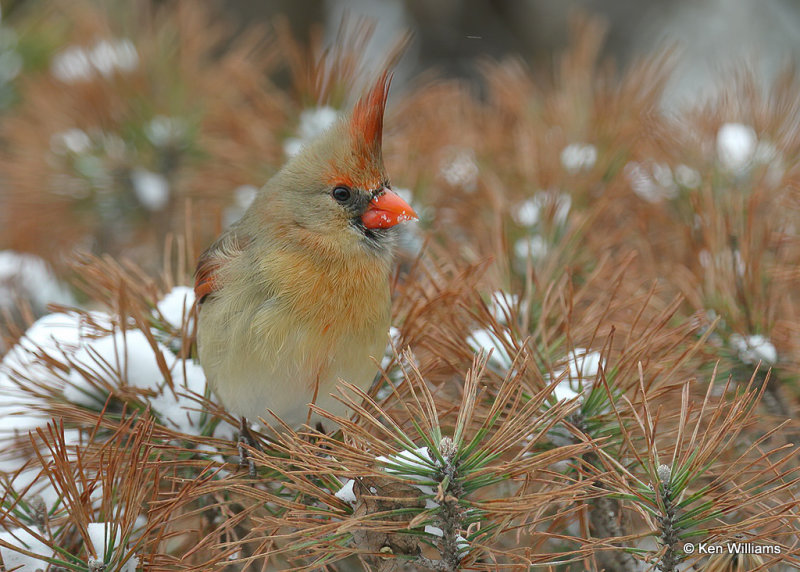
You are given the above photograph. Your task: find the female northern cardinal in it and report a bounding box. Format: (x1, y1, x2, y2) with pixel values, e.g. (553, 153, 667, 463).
(194, 73, 416, 436)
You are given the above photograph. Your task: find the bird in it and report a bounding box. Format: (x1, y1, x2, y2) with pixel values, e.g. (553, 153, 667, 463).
(193, 72, 417, 457)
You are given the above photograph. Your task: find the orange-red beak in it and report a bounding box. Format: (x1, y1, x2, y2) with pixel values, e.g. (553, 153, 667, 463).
(361, 189, 418, 229)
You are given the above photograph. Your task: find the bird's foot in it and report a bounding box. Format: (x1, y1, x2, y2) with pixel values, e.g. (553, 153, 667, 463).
(238, 417, 262, 478)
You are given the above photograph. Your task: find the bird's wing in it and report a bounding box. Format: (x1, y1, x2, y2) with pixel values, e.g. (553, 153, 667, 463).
(194, 229, 250, 305)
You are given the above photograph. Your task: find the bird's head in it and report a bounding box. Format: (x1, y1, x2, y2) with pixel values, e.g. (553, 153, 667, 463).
(263, 72, 417, 259)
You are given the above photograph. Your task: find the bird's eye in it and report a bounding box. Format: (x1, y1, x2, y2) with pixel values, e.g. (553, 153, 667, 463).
(331, 186, 352, 203)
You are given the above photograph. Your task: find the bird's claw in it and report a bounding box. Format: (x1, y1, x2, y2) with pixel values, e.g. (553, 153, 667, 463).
(238, 437, 258, 478)
(238, 417, 261, 478)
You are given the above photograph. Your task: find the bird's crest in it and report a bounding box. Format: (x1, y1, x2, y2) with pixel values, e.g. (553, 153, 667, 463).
(350, 71, 392, 162)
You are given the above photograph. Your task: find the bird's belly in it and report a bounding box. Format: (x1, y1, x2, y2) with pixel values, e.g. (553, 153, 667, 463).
(213, 334, 380, 426)
(198, 301, 386, 428)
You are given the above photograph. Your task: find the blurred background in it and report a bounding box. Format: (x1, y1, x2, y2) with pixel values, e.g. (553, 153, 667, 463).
(225, 0, 800, 99)
(157, 0, 800, 110)
(267, 0, 800, 104)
